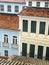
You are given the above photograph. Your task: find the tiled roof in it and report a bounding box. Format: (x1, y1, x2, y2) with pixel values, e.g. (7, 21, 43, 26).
(32, 0, 49, 1)
(0, 55, 49, 65)
(29, 0, 49, 1)
(20, 7, 49, 17)
(0, 0, 26, 3)
(0, 14, 19, 30)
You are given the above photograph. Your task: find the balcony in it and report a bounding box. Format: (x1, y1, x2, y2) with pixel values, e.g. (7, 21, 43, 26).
(11, 43, 18, 49)
(3, 42, 9, 47)
(0, 42, 1, 47)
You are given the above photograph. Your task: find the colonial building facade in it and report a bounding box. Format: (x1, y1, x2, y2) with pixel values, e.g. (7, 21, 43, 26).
(0, 0, 49, 61)
(26, 0, 49, 8)
(0, 14, 20, 57)
(19, 7, 49, 60)
(0, 0, 26, 14)
(0, 0, 26, 57)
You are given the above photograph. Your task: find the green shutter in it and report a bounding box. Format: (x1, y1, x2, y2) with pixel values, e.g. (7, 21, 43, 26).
(31, 21, 36, 33)
(23, 20, 28, 32)
(39, 22, 45, 34)
(45, 47, 49, 60)
(37, 46, 43, 59)
(22, 43, 27, 56)
(29, 44, 35, 58)
(48, 26, 49, 35)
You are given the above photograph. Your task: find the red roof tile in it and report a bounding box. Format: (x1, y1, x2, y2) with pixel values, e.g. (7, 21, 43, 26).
(0, 14, 19, 30)
(32, 0, 49, 1)
(0, 0, 25, 3)
(20, 8, 49, 17)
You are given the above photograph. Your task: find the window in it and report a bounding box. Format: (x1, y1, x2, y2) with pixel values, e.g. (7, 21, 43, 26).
(13, 36, 17, 44)
(29, 1, 32, 6)
(23, 6, 25, 9)
(15, 6, 19, 12)
(37, 2, 40, 7)
(39, 22, 45, 34)
(23, 20, 28, 32)
(48, 25, 49, 35)
(4, 35, 8, 43)
(31, 21, 36, 33)
(4, 50, 8, 56)
(0, 5, 4, 11)
(7, 5, 11, 12)
(45, 2, 48, 8)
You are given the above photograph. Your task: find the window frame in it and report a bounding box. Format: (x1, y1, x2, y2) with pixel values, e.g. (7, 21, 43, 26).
(7, 5, 11, 12)
(13, 36, 17, 44)
(23, 20, 28, 32)
(15, 6, 19, 12)
(31, 21, 36, 33)
(45, 2, 48, 8)
(0, 5, 4, 11)
(23, 6, 25, 9)
(29, 1, 32, 6)
(4, 50, 8, 56)
(39, 22, 46, 34)
(4, 34, 8, 43)
(48, 25, 49, 35)
(37, 2, 40, 7)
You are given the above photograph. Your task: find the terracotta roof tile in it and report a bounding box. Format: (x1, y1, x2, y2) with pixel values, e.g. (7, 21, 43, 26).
(0, 14, 19, 30)
(0, 0, 26, 3)
(20, 8, 49, 17)
(30, 0, 49, 1)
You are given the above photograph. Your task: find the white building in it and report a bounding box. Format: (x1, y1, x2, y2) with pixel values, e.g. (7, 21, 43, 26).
(0, 0, 26, 14)
(26, 0, 49, 8)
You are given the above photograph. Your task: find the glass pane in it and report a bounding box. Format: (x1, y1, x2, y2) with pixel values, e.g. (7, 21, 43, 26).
(48, 24, 49, 35)
(23, 20, 28, 32)
(31, 21, 36, 33)
(13, 36, 17, 44)
(4, 35, 8, 43)
(7, 5, 11, 12)
(45, 2, 48, 8)
(5, 50, 8, 56)
(0, 5, 4, 11)
(15, 6, 19, 12)
(39, 22, 45, 34)
(29, 2, 32, 6)
(37, 2, 40, 7)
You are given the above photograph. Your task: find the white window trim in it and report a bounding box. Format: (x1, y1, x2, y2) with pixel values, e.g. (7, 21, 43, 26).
(7, 5, 11, 12)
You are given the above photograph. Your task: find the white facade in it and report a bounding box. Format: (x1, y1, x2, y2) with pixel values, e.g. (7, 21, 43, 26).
(0, 28, 20, 57)
(26, 1, 49, 8)
(0, 2, 25, 14)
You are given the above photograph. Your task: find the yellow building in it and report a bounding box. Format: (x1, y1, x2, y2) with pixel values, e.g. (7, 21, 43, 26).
(19, 7, 49, 60)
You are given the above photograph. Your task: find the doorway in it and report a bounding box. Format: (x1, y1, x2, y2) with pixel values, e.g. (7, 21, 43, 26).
(29, 44, 35, 58)
(22, 43, 27, 56)
(37, 46, 43, 59)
